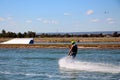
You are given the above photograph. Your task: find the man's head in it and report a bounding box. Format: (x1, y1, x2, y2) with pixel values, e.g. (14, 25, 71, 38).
(71, 41, 75, 45)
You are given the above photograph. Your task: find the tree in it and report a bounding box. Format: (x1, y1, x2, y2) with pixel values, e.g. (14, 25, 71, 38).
(1, 29, 6, 37)
(23, 32, 28, 37)
(17, 32, 23, 38)
(99, 33, 104, 37)
(2, 29, 6, 34)
(112, 32, 118, 37)
(6, 32, 16, 38)
(27, 31, 36, 37)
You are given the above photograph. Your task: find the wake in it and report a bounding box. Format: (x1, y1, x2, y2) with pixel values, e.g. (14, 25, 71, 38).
(58, 56, 120, 73)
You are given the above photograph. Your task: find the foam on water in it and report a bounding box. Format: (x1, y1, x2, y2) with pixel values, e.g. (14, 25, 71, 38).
(58, 57, 120, 73)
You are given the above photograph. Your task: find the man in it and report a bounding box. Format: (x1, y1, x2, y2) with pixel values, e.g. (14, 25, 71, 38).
(68, 41, 78, 59)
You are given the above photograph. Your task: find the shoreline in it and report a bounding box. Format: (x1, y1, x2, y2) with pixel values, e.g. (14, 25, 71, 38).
(1, 37, 120, 43)
(0, 44, 120, 49)
(0, 37, 120, 49)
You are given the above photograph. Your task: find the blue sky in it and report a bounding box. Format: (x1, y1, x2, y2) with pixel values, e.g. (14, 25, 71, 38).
(0, 0, 120, 33)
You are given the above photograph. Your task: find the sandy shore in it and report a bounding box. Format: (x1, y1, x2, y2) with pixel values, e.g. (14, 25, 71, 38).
(0, 37, 120, 48)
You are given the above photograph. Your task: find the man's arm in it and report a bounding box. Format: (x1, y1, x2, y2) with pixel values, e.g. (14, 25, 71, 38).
(68, 45, 73, 56)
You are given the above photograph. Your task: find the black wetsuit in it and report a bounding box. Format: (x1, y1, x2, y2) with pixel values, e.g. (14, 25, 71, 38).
(71, 44, 78, 58)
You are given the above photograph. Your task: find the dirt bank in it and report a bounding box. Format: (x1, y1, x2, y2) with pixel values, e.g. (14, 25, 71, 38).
(0, 37, 120, 43)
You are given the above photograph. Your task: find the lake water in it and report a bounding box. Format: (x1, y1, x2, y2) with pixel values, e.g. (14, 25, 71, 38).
(0, 48, 120, 80)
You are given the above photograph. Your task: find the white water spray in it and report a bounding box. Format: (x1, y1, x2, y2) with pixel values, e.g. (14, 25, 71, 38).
(58, 57, 120, 73)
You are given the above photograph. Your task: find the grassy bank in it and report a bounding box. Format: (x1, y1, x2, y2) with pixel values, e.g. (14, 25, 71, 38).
(0, 37, 120, 48)
(0, 37, 120, 43)
(35, 37, 120, 42)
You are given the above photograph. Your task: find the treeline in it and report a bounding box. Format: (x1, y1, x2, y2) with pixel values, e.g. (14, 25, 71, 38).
(0, 29, 36, 38)
(0, 29, 120, 38)
(39, 32, 120, 37)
